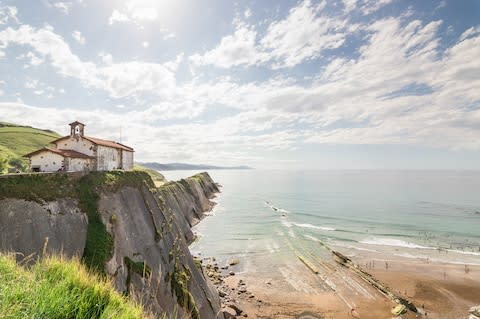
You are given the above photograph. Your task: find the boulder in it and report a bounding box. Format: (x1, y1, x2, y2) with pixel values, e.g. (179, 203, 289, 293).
(221, 307, 237, 319)
(226, 303, 243, 315)
(470, 305, 480, 317)
(229, 258, 240, 266)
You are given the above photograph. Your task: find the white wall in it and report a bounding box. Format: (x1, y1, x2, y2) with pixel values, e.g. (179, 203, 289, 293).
(30, 151, 64, 172)
(122, 150, 134, 170)
(65, 158, 93, 172)
(96, 146, 121, 171)
(55, 137, 95, 156)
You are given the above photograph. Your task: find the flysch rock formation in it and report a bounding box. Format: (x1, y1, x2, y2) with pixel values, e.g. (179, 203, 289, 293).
(0, 171, 224, 319)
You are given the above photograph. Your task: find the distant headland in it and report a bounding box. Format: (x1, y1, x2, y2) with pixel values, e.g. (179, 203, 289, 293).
(137, 162, 253, 171)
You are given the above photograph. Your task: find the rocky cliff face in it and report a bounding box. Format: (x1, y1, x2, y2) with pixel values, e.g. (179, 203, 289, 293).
(0, 171, 223, 319)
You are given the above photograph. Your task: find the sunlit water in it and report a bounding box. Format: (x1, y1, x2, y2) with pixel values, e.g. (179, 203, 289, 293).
(161, 170, 480, 269)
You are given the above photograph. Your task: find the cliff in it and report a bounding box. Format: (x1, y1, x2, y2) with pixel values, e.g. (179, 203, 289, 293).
(0, 171, 222, 319)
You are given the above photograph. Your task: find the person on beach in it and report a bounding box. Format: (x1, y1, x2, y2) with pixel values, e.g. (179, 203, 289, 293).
(350, 307, 360, 318)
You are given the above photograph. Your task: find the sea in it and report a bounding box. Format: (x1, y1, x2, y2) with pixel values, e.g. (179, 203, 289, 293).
(161, 170, 480, 270)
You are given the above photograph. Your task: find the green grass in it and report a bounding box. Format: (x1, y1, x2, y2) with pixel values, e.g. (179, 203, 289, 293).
(0, 121, 60, 173)
(0, 253, 146, 319)
(133, 164, 166, 187)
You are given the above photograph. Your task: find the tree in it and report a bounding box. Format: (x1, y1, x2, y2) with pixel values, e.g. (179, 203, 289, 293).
(8, 157, 27, 172)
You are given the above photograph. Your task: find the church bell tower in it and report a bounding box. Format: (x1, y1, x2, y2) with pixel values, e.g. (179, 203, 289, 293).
(69, 121, 85, 137)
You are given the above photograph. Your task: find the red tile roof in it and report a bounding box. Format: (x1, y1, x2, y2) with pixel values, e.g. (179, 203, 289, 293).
(51, 136, 134, 151)
(24, 147, 94, 159)
(83, 136, 134, 151)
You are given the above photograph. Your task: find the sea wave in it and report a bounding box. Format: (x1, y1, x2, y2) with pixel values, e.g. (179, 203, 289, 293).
(304, 234, 321, 242)
(281, 219, 293, 228)
(359, 237, 432, 249)
(265, 201, 289, 213)
(447, 249, 480, 256)
(333, 242, 378, 252)
(294, 223, 335, 231)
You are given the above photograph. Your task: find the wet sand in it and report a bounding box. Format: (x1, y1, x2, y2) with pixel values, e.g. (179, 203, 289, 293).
(213, 253, 480, 319)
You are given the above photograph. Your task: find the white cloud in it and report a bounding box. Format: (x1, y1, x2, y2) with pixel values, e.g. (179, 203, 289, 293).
(141, 41, 149, 48)
(17, 52, 44, 67)
(343, 0, 394, 15)
(342, 0, 358, 13)
(435, 0, 446, 11)
(360, 0, 394, 15)
(27, 52, 43, 65)
(0, 24, 177, 99)
(460, 25, 480, 42)
(260, 0, 346, 68)
(130, 7, 158, 21)
(0, 3, 19, 24)
(99, 52, 113, 64)
(164, 53, 184, 72)
(51, 2, 73, 15)
(108, 2, 158, 26)
(190, 25, 263, 68)
(25, 79, 39, 89)
(163, 32, 175, 40)
(188, 16, 480, 152)
(244, 8, 252, 19)
(72, 30, 85, 45)
(109, 9, 130, 25)
(190, 0, 348, 69)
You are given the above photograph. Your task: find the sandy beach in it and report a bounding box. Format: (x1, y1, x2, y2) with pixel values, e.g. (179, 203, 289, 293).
(206, 250, 480, 319)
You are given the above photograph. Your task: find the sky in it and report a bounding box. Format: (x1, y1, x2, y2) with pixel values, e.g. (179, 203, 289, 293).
(0, 0, 479, 169)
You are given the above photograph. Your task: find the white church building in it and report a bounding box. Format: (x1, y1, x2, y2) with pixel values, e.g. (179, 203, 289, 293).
(25, 121, 134, 172)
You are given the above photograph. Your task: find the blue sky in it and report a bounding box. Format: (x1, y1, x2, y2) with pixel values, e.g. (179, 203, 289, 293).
(0, 0, 479, 169)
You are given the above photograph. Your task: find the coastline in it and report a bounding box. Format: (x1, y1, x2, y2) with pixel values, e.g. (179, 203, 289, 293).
(165, 169, 480, 318)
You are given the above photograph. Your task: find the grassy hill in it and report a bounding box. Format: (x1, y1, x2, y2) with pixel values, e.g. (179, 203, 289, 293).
(0, 122, 60, 173)
(0, 253, 147, 319)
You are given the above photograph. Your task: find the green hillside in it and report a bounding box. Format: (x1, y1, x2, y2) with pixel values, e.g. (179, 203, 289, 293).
(0, 122, 60, 173)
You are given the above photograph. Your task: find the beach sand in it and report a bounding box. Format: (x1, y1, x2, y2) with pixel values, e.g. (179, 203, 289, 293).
(214, 254, 480, 319)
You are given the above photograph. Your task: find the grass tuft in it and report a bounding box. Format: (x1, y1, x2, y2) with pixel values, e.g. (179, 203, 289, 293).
(0, 253, 146, 319)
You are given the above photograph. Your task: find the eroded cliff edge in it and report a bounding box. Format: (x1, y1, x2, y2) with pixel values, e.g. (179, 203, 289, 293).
(0, 171, 223, 319)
